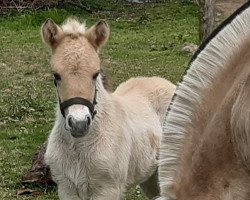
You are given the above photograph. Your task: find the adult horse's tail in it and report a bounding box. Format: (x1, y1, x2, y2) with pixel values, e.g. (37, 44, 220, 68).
(158, 1, 250, 199)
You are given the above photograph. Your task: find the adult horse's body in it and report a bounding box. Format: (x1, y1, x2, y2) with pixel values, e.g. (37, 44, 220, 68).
(158, 2, 250, 200)
(41, 19, 175, 200)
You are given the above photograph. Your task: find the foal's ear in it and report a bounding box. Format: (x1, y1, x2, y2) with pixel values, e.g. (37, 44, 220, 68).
(84, 20, 110, 51)
(41, 19, 64, 48)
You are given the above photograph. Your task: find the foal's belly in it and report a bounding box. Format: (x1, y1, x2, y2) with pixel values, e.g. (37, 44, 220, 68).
(123, 112, 161, 186)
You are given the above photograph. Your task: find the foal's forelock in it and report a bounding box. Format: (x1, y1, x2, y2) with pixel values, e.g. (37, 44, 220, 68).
(61, 18, 86, 36)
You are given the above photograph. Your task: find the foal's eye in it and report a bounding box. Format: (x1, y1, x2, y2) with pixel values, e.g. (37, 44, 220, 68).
(93, 72, 100, 80)
(53, 73, 61, 81)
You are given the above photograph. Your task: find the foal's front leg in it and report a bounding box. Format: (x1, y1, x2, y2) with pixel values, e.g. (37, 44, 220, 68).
(57, 181, 83, 200)
(91, 185, 124, 200)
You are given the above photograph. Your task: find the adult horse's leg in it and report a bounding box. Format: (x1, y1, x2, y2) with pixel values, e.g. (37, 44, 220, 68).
(140, 172, 160, 199)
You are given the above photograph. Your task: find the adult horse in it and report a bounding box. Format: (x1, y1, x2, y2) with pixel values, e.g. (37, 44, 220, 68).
(41, 18, 175, 199)
(158, 1, 250, 200)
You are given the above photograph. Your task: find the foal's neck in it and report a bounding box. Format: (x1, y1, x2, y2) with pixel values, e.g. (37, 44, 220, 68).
(95, 74, 112, 106)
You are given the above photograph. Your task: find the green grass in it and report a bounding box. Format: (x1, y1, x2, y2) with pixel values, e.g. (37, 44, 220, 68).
(0, 1, 199, 199)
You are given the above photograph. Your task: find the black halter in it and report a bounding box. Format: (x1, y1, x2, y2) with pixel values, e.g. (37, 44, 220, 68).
(54, 82, 98, 119)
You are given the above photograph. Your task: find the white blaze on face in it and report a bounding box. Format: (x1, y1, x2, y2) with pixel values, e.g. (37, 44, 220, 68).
(65, 104, 92, 129)
(68, 104, 90, 120)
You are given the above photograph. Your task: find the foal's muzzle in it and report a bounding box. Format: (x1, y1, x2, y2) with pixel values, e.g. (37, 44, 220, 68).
(60, 97, 97, 138)
(67, 114, 91, 138)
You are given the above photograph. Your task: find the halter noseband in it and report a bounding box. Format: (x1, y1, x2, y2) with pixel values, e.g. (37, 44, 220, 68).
(55, 83, 98, 119)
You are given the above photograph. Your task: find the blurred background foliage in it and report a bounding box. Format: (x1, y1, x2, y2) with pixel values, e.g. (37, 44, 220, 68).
(0, 0, 194, 15)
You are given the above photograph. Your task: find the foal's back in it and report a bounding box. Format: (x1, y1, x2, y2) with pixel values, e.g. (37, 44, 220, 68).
(114, 77, 176, 124)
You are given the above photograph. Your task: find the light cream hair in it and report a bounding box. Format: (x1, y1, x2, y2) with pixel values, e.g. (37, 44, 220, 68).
(41, 18, 176, 200)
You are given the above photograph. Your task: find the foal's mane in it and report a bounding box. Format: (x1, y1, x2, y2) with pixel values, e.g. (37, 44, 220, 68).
(159, 1, 250, 196)
(61, 18, 86, 36)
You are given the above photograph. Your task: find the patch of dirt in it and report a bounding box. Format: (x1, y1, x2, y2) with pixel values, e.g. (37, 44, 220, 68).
(215, 0, 246, 22)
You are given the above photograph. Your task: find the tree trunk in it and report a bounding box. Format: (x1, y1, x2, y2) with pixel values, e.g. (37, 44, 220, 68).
(198, 0, 215, 43)
(22, 142, 54, 186)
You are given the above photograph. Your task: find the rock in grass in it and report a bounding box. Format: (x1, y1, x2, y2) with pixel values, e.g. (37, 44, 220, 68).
(181, 42, 198, 55)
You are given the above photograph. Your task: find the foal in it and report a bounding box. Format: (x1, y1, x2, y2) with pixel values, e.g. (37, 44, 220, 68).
(158, 1, 250, 200)
(41, 18, 175, 200)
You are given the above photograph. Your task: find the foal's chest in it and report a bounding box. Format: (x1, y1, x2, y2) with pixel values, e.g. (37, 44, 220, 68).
(53, 143, 111, 193)
(58, 148, 89, 180)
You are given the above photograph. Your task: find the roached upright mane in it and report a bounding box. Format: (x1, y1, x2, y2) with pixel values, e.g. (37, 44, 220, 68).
(158, 1, 250, 198)
(61, 18, 87, 36)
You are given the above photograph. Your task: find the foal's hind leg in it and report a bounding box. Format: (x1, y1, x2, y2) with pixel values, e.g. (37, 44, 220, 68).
(140, 172, 160, 199)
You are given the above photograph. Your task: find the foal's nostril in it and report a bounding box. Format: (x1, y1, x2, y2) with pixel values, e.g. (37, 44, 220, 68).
(68, 116, 74, 128)
(87, 116, 91, 126)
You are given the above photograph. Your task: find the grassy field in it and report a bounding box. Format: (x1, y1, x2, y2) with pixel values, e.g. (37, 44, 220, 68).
(0, 1, 198, 199)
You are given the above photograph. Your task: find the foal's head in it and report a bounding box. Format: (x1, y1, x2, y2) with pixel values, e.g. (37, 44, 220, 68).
(41, 18, 109, 138)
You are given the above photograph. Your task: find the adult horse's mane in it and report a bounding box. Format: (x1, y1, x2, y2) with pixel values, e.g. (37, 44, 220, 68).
(159, 1, 250, 198)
